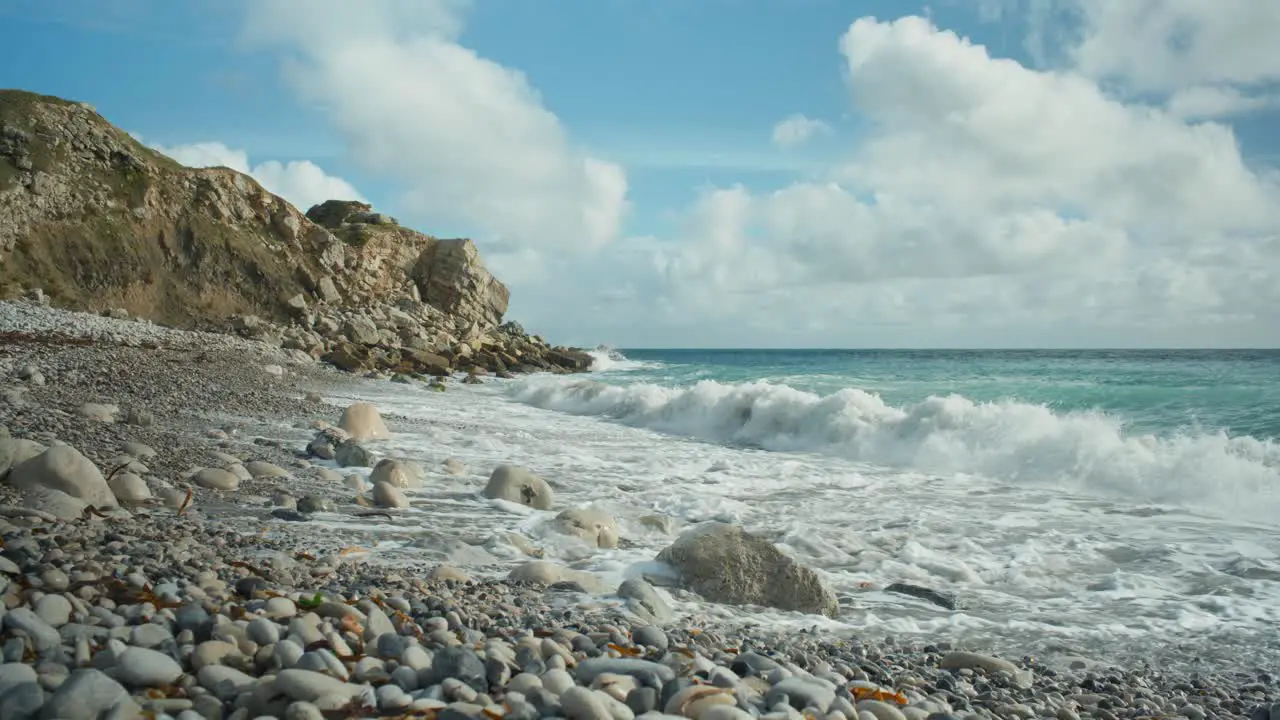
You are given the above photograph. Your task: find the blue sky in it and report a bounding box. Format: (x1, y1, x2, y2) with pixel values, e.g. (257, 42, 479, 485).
(2, 0, 1279, 348)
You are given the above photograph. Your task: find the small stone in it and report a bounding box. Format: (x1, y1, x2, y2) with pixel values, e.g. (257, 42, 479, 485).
(42, 668, 134, 720)
(130, 624, 173, 649)
(561, 686, 614, 720)
(248, 617, 282, 645)
(115, 646, 184, 687)
(265, 597, 298, 619)
(285, 701, 327, 720)
(0, 681, 44, 719)
(121, 442, 157, 459)
(632, 626, 668, 651)
(245, 460, 289, 478)
(191, 467, 239, 491)
(2, 608, 60, 652)
(274, 668, 366, 702)
(0, 662, 38, 696)
(432, 647, 487, 691)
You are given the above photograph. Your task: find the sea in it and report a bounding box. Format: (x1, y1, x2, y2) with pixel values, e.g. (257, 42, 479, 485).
(310, 348, 1280, 672)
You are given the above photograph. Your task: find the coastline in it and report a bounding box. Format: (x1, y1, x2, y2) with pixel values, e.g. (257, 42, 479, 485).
(1, 300, 1276, 720)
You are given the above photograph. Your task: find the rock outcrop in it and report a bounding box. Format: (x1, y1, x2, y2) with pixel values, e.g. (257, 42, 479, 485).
(0, 89, 593, 377)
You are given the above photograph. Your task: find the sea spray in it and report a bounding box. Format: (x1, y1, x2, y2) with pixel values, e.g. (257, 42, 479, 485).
(508, 375, 1280, 521)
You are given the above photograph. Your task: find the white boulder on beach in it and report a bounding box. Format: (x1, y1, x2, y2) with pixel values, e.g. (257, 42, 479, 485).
(338, 402, 391, 441)
(483, 464, 554, 510)
(5, 443, 117, 509)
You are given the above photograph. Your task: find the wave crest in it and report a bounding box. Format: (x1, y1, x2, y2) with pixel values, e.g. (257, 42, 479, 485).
(509, 378, 1280, 519)
(586, 346, 656, 373)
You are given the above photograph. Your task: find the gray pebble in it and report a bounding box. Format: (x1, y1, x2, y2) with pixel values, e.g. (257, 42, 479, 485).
(432, 647, 486, 691)
(632, 626, 668, 651)
(41, 668, 133, 720)
(115, 646, 185, 687)
(2, 608, 60, 653)
(0, 681, 44, 720)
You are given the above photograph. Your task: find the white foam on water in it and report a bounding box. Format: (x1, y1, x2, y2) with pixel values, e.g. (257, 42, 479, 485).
(313, 372, 1280, 669)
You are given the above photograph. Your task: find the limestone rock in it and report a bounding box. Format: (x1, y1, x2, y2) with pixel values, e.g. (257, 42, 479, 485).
(656, 522, 839, 617)
(412, 239, 509, 328)
(554, 507, 621, 549)
(78, 402, 118, 422)
(338, 402, 390, 441)
(6, 444, 117, 508)
(245, 460, 290, 479)
(482, 465, 554, 510)
(107, 471, 151, 504)
(192, 467, 240, 491)
(372, 481, 408, 509)
(334, 440, 373, 468)
(368, 459, 422, 489)
(507, 561, 607, 593)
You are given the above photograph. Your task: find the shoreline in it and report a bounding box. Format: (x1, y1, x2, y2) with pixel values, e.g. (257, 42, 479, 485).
(1, 301, 1276, 720)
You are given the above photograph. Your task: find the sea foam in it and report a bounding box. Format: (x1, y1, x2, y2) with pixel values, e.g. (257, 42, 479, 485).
(509, 375, 1280, 522)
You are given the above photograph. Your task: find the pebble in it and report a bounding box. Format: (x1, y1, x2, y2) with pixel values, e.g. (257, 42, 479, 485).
(114, 646, 184, 687)
(41, 668, 135, 720)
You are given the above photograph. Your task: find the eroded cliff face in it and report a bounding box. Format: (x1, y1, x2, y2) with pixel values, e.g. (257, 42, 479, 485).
(0, 90, 591, 375)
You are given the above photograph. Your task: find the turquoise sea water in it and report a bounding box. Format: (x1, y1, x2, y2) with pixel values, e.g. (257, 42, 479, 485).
(612, 349, 1280, 440)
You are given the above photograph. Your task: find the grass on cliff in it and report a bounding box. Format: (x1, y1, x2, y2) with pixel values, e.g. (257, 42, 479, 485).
(1, 210, 315, 328)
(0, 88, 182, 197)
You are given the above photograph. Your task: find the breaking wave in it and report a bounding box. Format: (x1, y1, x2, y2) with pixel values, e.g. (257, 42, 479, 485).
(509, 377, 1280, 520)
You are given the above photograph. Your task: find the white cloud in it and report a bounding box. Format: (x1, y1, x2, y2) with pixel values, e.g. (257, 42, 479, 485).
(147, 139, 364, 211)
(771, 114, 831, 148)
(1063, 0, 1280, 94)
(621, 15, 1280, 347)
(241, 0, 628, 256)
(1166, 86, 1280, 120)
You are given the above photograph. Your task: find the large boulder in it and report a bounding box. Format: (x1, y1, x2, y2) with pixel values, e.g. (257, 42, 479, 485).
(553, 507, 621, 548)
(656, 522, 839, 618)
(372, 481, 409, 508)
(412, 239, 510, 328)
(369, 458, 423, 488)
(338, 402, 390, 441)
(482, 465, 554, 510)
(6, 444, 117, 508)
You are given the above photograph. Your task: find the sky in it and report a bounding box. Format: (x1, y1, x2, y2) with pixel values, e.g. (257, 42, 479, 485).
(2, 0, 1279, 349)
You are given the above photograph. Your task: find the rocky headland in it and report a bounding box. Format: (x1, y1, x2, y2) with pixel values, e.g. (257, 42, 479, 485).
(0, 89, 1275, 720)
(0, 90, 592, 380)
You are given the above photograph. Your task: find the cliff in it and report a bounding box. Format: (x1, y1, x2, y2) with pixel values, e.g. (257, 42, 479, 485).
(0, 89, 590, 376)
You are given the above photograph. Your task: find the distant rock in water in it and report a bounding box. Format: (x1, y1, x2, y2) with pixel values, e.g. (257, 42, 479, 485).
(0, 88, 593, 377)
(883, 582, 958, 610)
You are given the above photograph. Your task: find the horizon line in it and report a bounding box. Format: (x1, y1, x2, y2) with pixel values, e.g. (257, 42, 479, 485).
(608, 346, 1280, 352)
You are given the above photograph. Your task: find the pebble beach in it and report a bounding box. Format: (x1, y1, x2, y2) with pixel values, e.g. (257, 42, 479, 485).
(1, 299, 1277, 720)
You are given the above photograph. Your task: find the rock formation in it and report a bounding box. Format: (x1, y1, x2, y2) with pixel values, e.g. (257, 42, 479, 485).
(0, 89, 592, 377)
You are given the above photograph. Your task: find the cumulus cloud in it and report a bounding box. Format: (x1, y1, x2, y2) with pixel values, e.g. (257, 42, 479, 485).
(147, 139, 364, 211)
(1165, 86, 1280, 120)
(771, 114, 831, 148)
(241, 0, 628, 256)
(1063, 0, 1280, 94)
(636, 14, 1280, 346)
